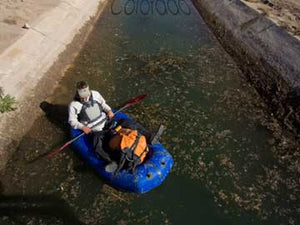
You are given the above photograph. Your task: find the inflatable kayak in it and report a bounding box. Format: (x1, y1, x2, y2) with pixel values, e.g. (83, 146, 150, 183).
(70, 112, 173, 194)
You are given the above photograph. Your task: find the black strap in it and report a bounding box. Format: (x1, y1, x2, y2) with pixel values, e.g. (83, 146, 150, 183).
(117, 132, 147, 174)
(139, 145, 148, 159)
(115, 153, 126, 175)
(128, 132, 141, 161)
(130, 132, 141, 151)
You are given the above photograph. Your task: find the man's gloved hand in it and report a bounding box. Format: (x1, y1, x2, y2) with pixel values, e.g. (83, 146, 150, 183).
(82, 126, 91, 134)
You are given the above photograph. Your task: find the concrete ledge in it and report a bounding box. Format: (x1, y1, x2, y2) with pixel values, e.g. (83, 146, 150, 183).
(193, 0, 300, 135)
(0, 0, 108, 170)
(0, 0, 104, 100)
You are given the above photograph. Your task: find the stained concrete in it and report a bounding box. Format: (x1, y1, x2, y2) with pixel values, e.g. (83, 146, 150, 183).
(193, 0, 300, 135)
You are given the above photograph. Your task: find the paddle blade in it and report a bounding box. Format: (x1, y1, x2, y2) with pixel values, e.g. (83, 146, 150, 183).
(124, 94, 147, 108)
(44, 141, 71, 160)
(114, 94, 147, 116)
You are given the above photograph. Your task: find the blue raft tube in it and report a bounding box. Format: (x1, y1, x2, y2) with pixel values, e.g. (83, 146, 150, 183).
(70, 112, 174, 194)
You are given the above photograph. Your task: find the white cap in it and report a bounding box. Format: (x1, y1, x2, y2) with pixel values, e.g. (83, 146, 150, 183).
(77, 86, 90, 98)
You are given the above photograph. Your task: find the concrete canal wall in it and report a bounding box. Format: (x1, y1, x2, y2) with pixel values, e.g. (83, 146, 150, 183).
(193, 0, 300, 135)
(0, 0, 108, 170)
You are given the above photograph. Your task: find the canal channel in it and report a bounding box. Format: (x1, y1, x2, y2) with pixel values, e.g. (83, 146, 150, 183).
(1, 0, 298, 224)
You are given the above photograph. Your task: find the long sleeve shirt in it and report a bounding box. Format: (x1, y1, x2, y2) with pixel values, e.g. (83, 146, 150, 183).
(68, 90, 111, 132)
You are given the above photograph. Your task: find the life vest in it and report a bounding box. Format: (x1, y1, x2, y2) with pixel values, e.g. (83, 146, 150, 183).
(109, 127, 149, 171)
(76, 93, 106, 129)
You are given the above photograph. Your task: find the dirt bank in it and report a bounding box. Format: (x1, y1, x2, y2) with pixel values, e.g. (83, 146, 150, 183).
(0, 0, 108, 170)
(241, 0, 300, 39)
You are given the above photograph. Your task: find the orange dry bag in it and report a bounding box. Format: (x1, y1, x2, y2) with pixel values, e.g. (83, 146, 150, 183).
(109, 127, 149, 173)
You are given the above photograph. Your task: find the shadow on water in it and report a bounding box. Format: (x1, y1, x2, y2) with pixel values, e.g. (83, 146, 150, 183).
(0, 194, 84, 225)
(37, 101, 101, 173)
(24, 101, 70, 163)
(40, 101, 69, 129)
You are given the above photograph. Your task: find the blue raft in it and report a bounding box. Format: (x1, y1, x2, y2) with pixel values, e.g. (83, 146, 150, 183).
(70, 112, 173, 194)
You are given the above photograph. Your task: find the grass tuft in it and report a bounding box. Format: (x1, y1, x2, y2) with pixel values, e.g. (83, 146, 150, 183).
(0, 87, 17, 113)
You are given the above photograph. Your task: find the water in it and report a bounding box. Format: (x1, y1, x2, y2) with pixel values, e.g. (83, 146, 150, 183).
(1, 0, 298, 224)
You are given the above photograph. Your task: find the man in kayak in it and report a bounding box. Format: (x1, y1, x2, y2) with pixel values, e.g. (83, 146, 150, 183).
(68, 80, 114, 162)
